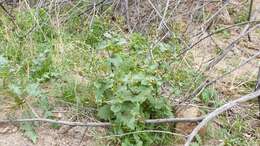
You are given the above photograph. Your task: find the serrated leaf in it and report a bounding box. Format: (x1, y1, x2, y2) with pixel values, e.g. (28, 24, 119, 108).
(158, 42, 170, 52)
(117, 112, 136, 129)
(115, 37, 127, 46)
(9, 84, 22, 96)
(26, 83, 41, 97)
(20, 122, 38, 143)
(97, 105, 113, 120)
(111, 104, 121, 113)
(96, 40, 109, 50)
(108, 55, 123, 68)
(0, 55, 8, 67)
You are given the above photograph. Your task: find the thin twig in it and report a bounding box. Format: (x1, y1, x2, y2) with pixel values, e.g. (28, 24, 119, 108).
(158, 0, 170, 31)
(0, 118, 111, 127)
(206, 24, 259, 70)
(179, 20, 260, 56)
(184, 90, 260, 146)
(186, 51, 260, 101)
(0, 3, 17, 27)
(247, 0, 254, 41)
(255, 67, 260, 119)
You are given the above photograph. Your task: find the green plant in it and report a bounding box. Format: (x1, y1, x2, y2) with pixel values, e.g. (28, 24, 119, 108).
(227, 4, 249, 24)
(201, 88, 217, 105)
(91, 32, 175, 145)
(0, 55, 10, 87)
(8, 82, 52, 142)
(0, 4, 224, 145)
(95, 54, 173, 145)
(20, 111, 38, 144)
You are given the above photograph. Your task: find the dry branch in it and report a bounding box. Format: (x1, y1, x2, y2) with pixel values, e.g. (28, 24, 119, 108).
(184, 90, 260, 146)
(186, 51, 260, 101)
(0, 116, 204, 127)
(256, 67, 260, 118)
(206, 24, 259, 70)
(179, 20, 260, 56)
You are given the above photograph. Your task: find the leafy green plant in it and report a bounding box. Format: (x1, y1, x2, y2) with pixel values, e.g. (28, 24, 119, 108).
(94, 32, 173, 145)
(8, 82, 52, 142)
(9, 82, 52, 117)
(201, 88, 217, 105)
(0, 55, 10, 87)
(227, 5, 248, 24)
(20, 111, 38, 144)
(95, 59, 173, 145)
(85, 18, 108, 48)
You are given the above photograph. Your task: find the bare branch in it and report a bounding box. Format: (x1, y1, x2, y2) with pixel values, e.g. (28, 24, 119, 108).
(179, 20, 260, 56)
(255, 67, 260, 119)
(185, 90, 260, 146)
(206, 24, 259, 70)
(0, 116, 204, 127)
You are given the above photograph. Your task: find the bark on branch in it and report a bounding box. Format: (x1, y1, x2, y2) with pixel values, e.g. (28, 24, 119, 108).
(185, 90, 260, 146)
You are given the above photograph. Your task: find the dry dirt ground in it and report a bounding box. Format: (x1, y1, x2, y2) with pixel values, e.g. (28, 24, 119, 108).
(0, 106, 103, 146)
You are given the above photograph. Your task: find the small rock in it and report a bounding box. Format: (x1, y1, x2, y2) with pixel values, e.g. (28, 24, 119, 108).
(175, 106, 206, 142)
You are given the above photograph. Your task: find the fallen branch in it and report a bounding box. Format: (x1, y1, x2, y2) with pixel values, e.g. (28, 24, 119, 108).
(0, 118, 111, 127)
(0, 116, 204, 127)
(184, 90, 260, 146)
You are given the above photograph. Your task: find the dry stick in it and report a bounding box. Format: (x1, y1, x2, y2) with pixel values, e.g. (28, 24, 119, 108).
(205, 24, 258, 71)
(247, 0, 254, 41)
(0, 116, 204, 127)
(255, 67, 260, 119)
(147, 0, 188, 48)
(188, 1, 229, 42)
(147, 0, 171, 35)
(187, 51, 260, 100)
(184, 90, 260, 146)
(202, 1, 229, 27)
(0, 3, 17, 27)
(178, 20, 260, 57)
(147, 0, 189, 52)
(124, 0, 130, 31)
(158, 0, 170, 31)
